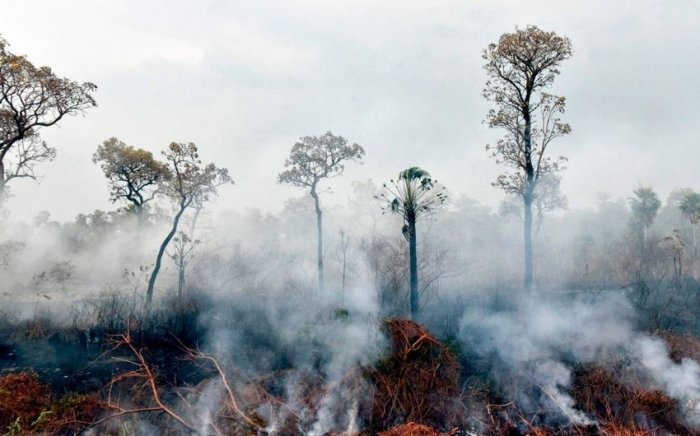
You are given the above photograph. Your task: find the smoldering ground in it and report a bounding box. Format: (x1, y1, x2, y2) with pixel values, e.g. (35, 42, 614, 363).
(1, 185, 699, 434)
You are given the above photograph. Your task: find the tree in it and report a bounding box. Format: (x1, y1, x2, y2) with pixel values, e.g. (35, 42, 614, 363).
(167, 231, 200, 298)
(0, 35, 96, 201)
(146, 142, 232, 304)
(378, 167, 447, 319)
(679, 191, 700, 258)
(93, 138, 168, 221)
(498, 172, 568, 239)
(629, 187, 661, 255)
(483, 26, 572, 291)
(333, 229, 352, 305)
(278, 131, 365, 292)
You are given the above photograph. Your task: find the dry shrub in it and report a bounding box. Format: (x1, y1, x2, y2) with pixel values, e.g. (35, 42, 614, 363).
(0, 372, 103, 434)
(40, 394, 104, 434)
(572, 365, 697, 435)
(379, 421, 459, 435)
(0, 372, 50, 430)
(363, 319, 461, 432)
(659, 331, 700, 364)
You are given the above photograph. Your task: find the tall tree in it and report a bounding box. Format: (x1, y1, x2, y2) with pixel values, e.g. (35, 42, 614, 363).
(0, 35, 96, 201)
(483, 26, 572, 291)
(629, 187, 661, 255)
(278, 131, 364, 292)
(93, 138, 168, 221)
(679, 191, 700, 259)
(146, 142, 232, 303)
(378, 167, 446, 319)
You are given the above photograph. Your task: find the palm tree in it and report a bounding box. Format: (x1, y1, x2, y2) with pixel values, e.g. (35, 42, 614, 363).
(629, 187, 661, 256)
(679, 191, 700, 259)
(378, 167, 446, 319)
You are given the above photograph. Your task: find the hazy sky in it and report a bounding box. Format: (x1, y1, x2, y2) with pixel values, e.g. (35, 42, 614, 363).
(1, 1, 699, 222)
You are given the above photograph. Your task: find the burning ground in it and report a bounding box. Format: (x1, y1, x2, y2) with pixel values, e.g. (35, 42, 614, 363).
(0, 278, 698, 435)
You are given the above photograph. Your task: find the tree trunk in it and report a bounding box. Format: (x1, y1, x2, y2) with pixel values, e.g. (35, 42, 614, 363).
(136, 204, 145, 227)
(189, 204, 203, 238)
(311, 189, 324, 292)
(177, 260, 185, 298)
(693, 225, 697, 260)
(523, 109, 535, 292)
(146, 204, 187, 304)
(341, 250, 347, 306)
(0, 160, 7, 204)
(523, 191, 534, 292)
(408, 214, 418, 319)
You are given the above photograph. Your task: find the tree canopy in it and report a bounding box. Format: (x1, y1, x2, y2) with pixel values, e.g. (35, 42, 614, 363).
(0, 35, 96, 197)
(93, 138, 168, 216)
(278, 132, 365, 190)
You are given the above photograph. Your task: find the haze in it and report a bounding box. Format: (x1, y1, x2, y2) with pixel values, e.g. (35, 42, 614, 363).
(0, 0, 698, 221)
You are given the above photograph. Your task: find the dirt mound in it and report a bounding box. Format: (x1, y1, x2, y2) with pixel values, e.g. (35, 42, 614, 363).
(364, 319, 461, 432)
(0, 371, 104, 435)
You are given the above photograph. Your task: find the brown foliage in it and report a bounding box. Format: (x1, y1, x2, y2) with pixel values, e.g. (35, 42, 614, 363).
(379, 421, 459, 436)
(659, 331, 700, 364)
(572, 365, 697, 435)
(0, 371, 103, 434)
(0, 372, 49, 429)
(364, 319, 461, 432)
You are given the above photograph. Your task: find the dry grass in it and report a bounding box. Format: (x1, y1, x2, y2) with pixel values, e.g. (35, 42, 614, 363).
(572, 364, 698, 436)
(379, 421, 460, 435)
(363, 319, 461, 432)
(0, 371, 103, 435)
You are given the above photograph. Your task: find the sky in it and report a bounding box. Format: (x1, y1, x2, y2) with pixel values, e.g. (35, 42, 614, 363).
(1, 0, 699, 222)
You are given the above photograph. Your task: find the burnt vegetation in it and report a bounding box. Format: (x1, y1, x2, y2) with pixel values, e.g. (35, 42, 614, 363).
(0, 24, 699, 436)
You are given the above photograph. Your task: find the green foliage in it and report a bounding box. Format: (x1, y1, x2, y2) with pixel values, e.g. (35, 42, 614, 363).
(333, 307, 350, 321)
(679, 191, 700, 225)
(378, 166, 447, 238)
(5, 417, 21, 436)
(629, 187, 661, 230)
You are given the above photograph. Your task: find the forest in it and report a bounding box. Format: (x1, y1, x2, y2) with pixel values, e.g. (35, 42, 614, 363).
(1, 5, 699, 436)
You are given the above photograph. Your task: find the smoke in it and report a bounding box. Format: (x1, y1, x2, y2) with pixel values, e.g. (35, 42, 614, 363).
(1, 177, 699, 434)
(190, 272, 386, 434)
(459, 291, 699, 427)
(634, 336, 700, 425)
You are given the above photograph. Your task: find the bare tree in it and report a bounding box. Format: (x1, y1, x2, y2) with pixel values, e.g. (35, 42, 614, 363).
(278, 131, 364, 292)
(483, 26, 572, 291)
(2, 135, 56, 190)
(0, 35, 96, 201)
(167, 231, 200, 298)
(334, 229, 351, 305)
(146, 142, 232, 304)
(378, 167, 447, 319)
(93, 138, 168, 222)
